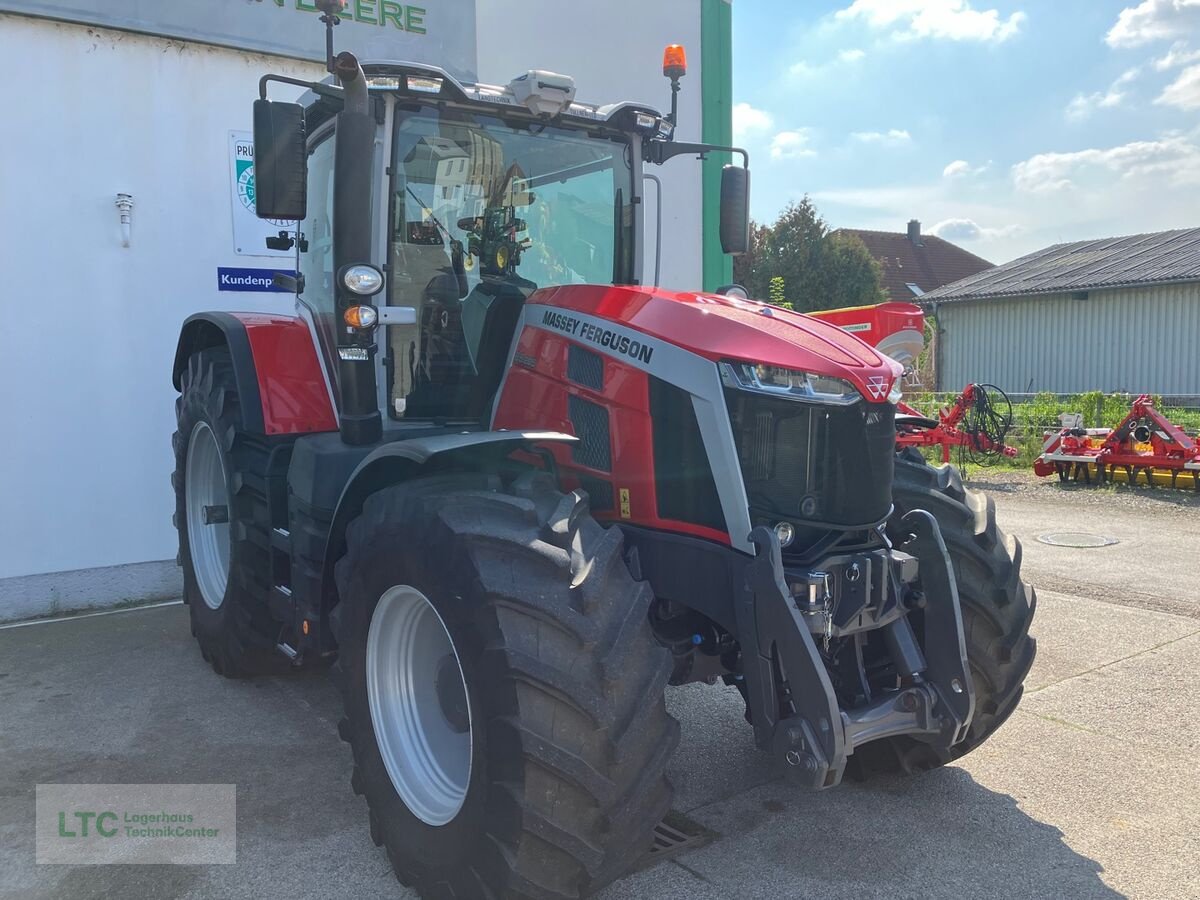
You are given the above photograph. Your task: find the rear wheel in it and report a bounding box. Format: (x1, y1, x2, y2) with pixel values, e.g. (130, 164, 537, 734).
(173, 348, 282, 677)
(855, 449, 1037, 775)
(331, 474, 679, 898)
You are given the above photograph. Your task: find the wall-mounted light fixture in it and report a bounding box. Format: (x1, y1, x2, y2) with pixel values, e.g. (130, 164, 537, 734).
(115, 193, 133, 247)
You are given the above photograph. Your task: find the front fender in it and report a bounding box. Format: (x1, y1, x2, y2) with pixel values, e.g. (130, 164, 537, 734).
(317, 430, 577, 614)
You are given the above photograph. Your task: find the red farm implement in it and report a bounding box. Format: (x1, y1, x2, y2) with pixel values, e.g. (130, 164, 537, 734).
(809, 303, 1017, 463)
(1034, 394, 1200, 490)
(894, 383, 1018, 464)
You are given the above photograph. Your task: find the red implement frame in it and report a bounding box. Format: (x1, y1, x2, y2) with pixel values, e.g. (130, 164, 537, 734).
(896, 386, 1019, 463)
(1034, 394, 1200, 489)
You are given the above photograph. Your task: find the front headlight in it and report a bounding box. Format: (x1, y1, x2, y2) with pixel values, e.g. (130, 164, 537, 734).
(720, 361, 861, 405)
(340, 264, 385, 296)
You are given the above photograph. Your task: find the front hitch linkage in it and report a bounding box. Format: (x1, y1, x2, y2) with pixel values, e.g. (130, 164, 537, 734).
(736, 516, 975, 789)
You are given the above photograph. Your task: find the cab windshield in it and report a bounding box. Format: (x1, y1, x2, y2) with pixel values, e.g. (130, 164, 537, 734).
(385, 105, 635, 420)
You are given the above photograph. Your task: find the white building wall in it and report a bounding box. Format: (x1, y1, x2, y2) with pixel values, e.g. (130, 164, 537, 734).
(0, 5, 706, 620)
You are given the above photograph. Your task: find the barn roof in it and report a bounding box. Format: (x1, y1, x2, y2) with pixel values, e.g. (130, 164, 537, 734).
(922, 226, 1200, 303)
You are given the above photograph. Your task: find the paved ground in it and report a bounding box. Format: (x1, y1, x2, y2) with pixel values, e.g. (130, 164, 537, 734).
(2, 479, 1198, 900)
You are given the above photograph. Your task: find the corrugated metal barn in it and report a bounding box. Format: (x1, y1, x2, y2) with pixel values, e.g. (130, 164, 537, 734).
(921, 228, 1200, 394)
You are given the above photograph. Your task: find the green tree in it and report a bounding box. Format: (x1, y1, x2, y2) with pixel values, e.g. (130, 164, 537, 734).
(732, 196, 886, 313)
(763, 197, 827, 310)
(810, 232, 887, 312)
(733, 221, 772, 299)
(768, 276, 793, 310)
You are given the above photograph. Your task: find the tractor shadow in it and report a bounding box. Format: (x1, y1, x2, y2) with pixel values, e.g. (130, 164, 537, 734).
(611, 683, 1123, 899)
(628, 766, 1121, 900)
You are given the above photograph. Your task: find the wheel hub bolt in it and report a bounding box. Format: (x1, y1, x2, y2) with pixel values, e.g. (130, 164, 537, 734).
(202, 504, 229, 525)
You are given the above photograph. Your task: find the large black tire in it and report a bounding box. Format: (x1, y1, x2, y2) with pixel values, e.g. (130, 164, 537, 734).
(330, 473, 679, 899)
(857, 449, 1037, 774)
(172, 347, 282, 677)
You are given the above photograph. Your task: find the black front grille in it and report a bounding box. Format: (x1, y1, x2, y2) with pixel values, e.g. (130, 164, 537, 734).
(726, 391, 895, 530)
(650, 377, 725, 532)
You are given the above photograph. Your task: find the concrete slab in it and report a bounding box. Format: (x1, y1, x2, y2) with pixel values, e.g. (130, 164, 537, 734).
(662, 682, 774, 813)
(1024, 631, 1200, 754)
(0, 605, 394, 900)
(3, 477, 1199, 900)
(1026, 589, 1200, 691)
(990, 493, 1200, 617)
(956, 711, 1200, 900)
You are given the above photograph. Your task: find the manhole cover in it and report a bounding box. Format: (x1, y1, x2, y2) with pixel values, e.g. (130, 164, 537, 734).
(1037, 532, 1119, 548)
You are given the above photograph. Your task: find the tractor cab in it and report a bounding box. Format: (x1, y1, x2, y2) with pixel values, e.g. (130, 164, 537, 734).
(253, 34, 749, 446)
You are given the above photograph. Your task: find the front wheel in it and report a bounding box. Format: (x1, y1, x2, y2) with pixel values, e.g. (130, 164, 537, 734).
(855, 450, 1037, 775)
(330, 474, 679, 898)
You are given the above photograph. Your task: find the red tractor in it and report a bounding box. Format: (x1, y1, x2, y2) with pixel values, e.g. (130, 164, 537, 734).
(172, 7, 1035, 896)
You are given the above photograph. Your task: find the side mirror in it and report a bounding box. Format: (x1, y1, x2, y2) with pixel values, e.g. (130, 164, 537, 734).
(719, 165, 750, 256)
(252, 99, 307, 221)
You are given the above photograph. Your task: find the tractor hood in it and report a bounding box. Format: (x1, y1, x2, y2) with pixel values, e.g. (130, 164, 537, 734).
(527, 285, 904, 402)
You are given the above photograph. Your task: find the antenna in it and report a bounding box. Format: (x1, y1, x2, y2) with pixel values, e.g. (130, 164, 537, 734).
(315, 0, 348, 74)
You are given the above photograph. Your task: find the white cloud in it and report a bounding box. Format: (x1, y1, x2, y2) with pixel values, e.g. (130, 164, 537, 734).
(1106, 0, 1200, 48)
(1154, 41, 1200, 69)
(931, 218, 984, 240)
(1157, 64, 1200, 108)
(943, 159, 991, 178)
(931, 218, 1020, 241)
(1066, 68, 1140, 120)
(770, 130, 817, 160)
(789, 48, 867, 78)
(733, 103, 774, 141)
(835, 0, 1026, 42)
(1012, 134, 1200, 192)
(852, 129, 913, 145)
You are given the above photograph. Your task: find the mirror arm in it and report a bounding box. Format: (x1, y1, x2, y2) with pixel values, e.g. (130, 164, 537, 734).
(646, 140, 749, 168)
(258, 73, 345, 102)
(272, 272, 305, 293)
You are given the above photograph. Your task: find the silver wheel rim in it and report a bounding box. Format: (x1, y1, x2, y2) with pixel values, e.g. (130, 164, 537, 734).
(185, 421, 232, 611)
(366, 585, 473, 827)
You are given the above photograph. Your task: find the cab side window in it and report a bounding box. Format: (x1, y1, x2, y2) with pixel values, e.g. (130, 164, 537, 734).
(297, 133, 337, 379)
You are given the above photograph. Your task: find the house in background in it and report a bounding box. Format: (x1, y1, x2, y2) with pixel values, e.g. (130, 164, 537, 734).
(835, 219, 995, 302)
(920, 227, 1200, 394)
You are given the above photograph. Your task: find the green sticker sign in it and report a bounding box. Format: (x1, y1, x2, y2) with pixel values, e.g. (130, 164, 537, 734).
(0, 0, 477, 78)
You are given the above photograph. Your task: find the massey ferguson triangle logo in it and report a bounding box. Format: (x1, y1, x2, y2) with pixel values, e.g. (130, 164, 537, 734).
(866, 376, 891, 400)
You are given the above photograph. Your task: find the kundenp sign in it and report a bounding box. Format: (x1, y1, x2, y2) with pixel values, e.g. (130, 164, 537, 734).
(0, 0, 478, 79)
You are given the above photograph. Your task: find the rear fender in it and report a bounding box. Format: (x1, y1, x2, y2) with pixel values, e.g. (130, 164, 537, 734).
(173, 312, 337, 436)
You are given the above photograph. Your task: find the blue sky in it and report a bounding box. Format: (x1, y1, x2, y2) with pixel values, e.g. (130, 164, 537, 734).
(732, 0, 1200, 262)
